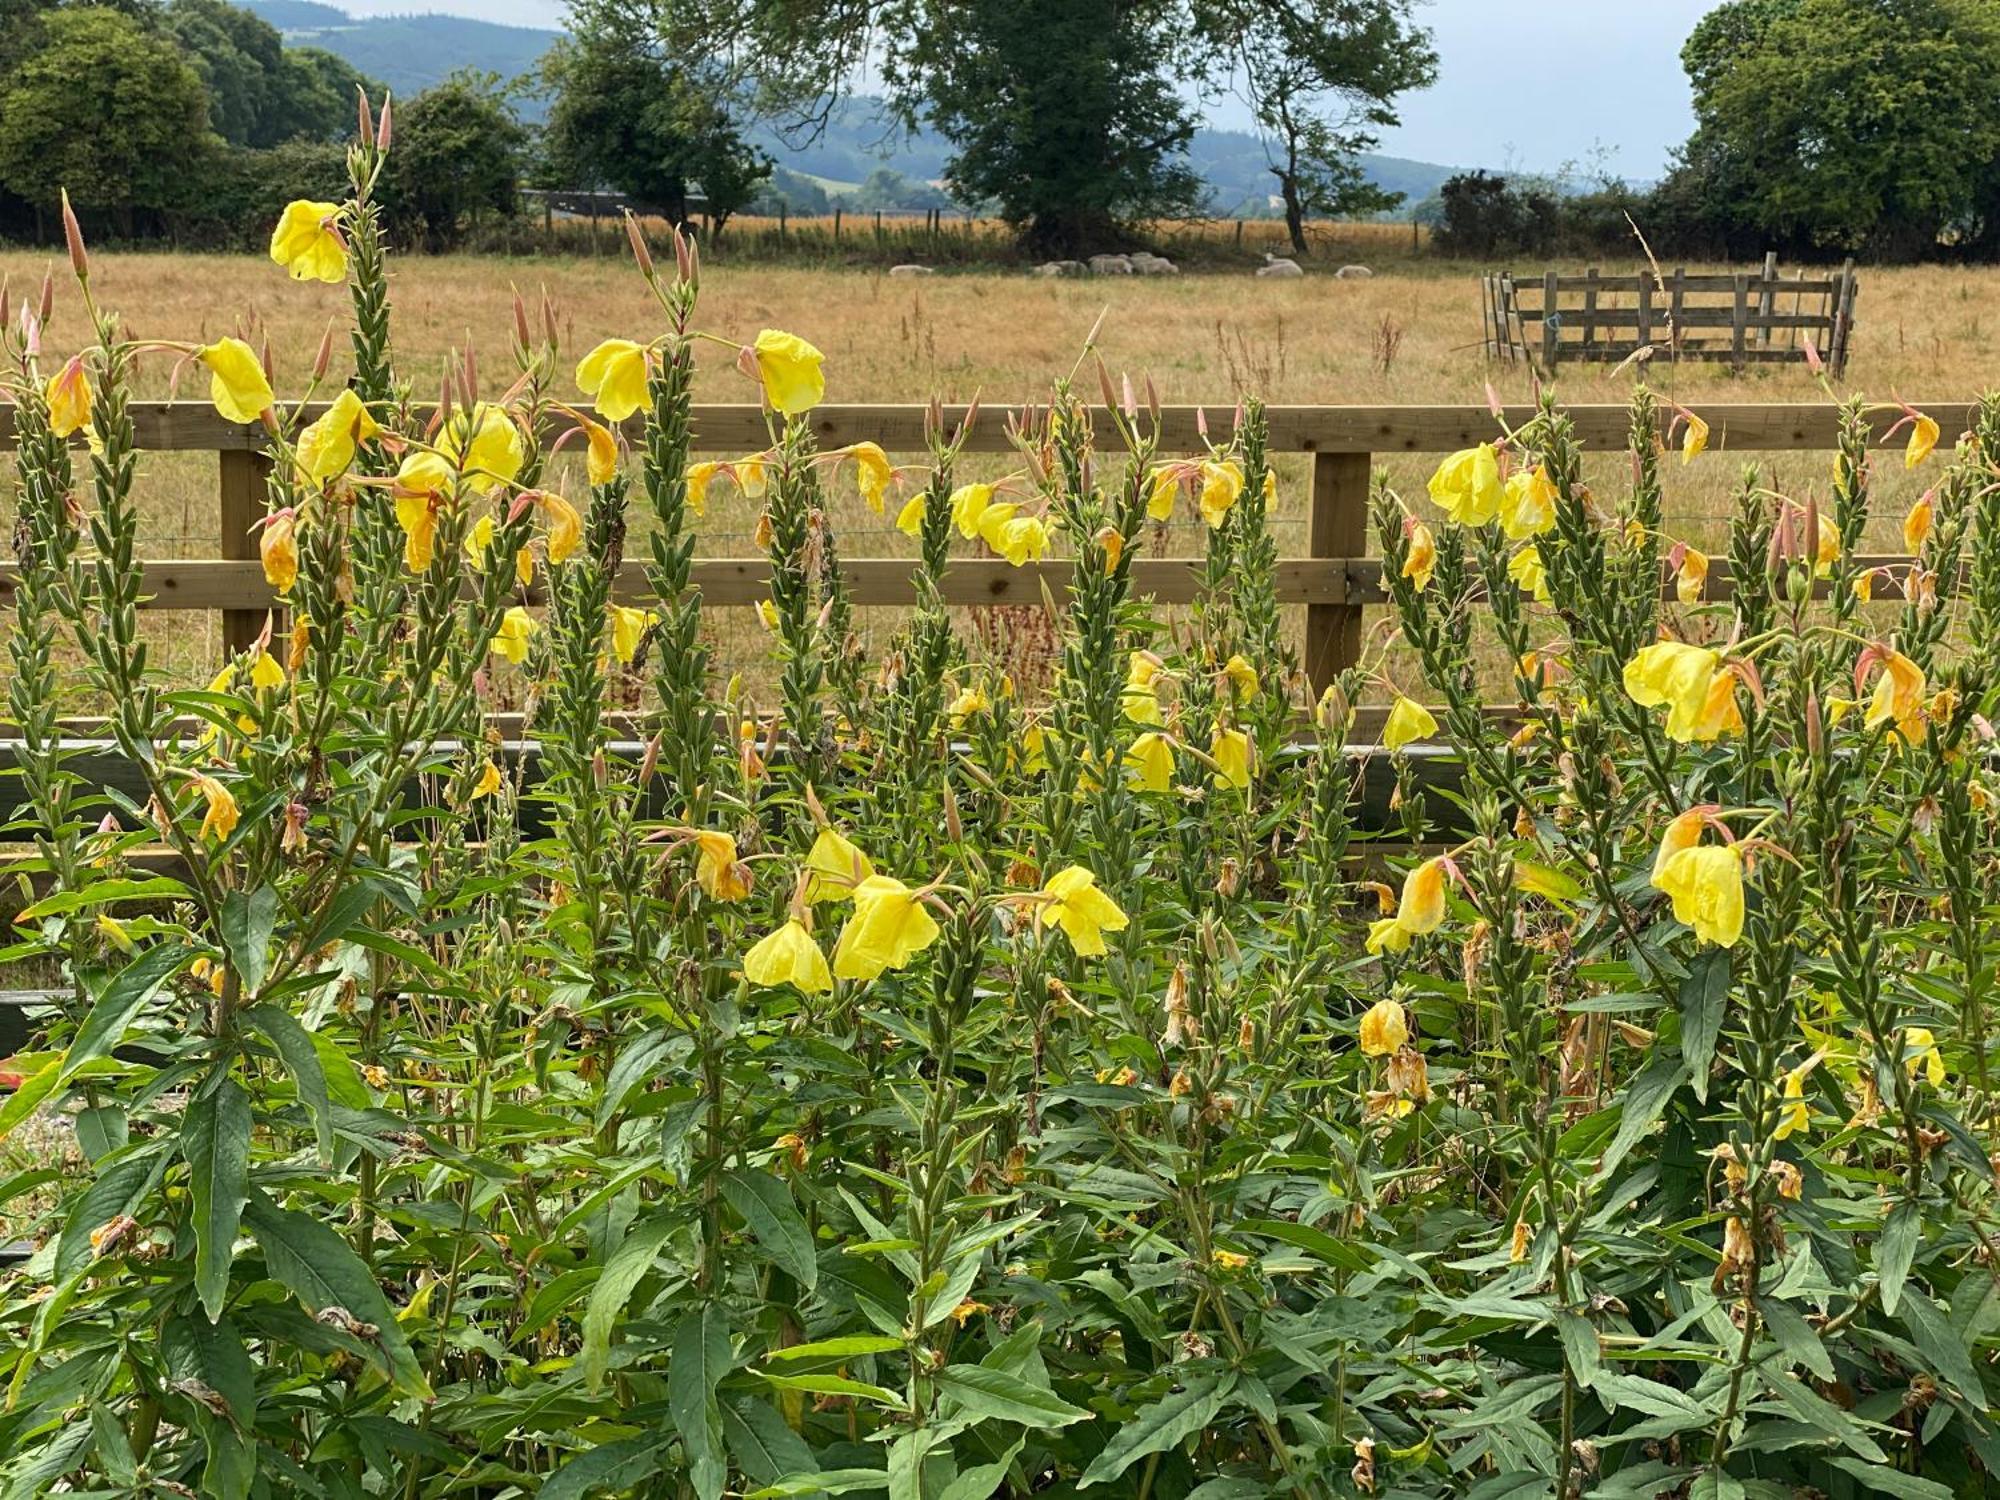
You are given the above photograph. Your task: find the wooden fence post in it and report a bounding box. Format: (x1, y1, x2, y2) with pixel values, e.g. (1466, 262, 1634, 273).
(218, 448, 272, 656)
(1540, 269, 1561, 371)
(1305, 450, 1371, 696)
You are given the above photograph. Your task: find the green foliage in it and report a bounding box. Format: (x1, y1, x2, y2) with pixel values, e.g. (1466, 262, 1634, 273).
(162, 0, 366, 148)
(377, 70, 530, 250)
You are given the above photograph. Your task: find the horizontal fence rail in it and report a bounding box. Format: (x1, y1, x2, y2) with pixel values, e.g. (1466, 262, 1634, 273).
(0, 400, 1966, 686)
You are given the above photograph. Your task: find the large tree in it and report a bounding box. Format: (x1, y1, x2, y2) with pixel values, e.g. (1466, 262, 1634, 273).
(546, 0, 771, 231)
(163, 0, 372, 149)
(1670, 0, 2000, 260)
(379, 72, 531, 251)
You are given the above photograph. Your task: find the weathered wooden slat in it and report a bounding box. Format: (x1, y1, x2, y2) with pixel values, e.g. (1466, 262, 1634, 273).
(1541, 310, 1836, 332)
(8, 401, 1966, 458)
(1544, 273, 1842, 295)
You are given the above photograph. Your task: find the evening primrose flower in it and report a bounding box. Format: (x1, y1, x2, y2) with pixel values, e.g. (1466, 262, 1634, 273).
(1146, 467, 1178, 521)
(250, 651, 284, 691)
(973, 501, 1020, 553)
(743, 919, 832, 994)
(896, 494, 925, 537)
(692, 830, 752, 902)
(1622, 641, 1741, 743)
(260, 509, 299, 594)
(1651, 843, 1744, 947)
(1124, 732, 1174, 793)
(1906, 412, 1940, 468)
(1651, 807, 1705, 884)
(1397, 857, 1448, 935)
(197, 339, 274, 424)
(269, 199, 347, 283)
(1383, 695, 1437, 750)
(1426, 443, 1503, 526)
(541, 493, 583, 564)
(193, 775, 240, 844)
(1903, 1027, 1945, 1085)
(575, 338, 650, 423)
(993, 515, 1051, 566)
(1222, 654, 1259, 703)
(1681, 412, 1709, 464)
(804, 827, 874, 903)
(833, 875, 941, 981)
(472, 761, 504, 800)
(686, 461, 720, 518)
(489, 606, 538, 664)
(951, 482, 995, 537)
(1210, 726, 1252, 789)
(1198, 459, 1245, 528)
(296, 389, 379, 483)
(1358, 998, 1408, 1057)
(581, 415, 620, 486)
(1903, 493, 1934, 552)
(848, 441, 894, 514)
(948, 683, 990, 728)
(1507, 545, 1550, 604)
(1863, 647, 1926, 743)
(394, 484, 442, 573)
(1772, 1055, 1825, 1140)
(609, 605, 658, 664)
(1402, 520, 1436, 592)
(1365, 917, 1411, 955)
(1500, 465, 1557, 539)
(752, 329, 826, 415)
(1036, 865, 1129, 957)
(1122, 652, 1165, 725)
(46, 356, 91, 437)
(1676, 548, 1709, 605)
(439, 403, 526, 494)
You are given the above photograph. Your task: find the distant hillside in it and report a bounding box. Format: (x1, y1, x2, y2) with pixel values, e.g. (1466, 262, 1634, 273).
(232, 2, 1462, 213)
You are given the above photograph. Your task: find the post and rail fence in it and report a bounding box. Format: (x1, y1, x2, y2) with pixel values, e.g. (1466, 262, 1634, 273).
(0, 398, 1960, 702)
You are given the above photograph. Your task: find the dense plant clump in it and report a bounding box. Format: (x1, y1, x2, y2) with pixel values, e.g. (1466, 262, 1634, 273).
(4, 107, 2000, 1500)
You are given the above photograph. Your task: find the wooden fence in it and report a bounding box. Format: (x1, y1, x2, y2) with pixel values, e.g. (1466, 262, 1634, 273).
(1483, 256, 1858, 375)
(0, 399, 1958, 695)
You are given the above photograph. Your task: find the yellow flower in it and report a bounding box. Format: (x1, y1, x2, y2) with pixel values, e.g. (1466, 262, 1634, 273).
(691, 830, 752, 902)
(974, 500, 1020, 553)
(249, 650, 284, 691)
(581, 415, 620, 486)
(994, 515, 1051, 566)
(1211, 1249, 1250, 1270)
(1365, 916, 1411, 955)
(1210, 726, 1252, 789)
(1383, 695, 1437, 751)
(849, 441, 894, 514)
(1500, 465, 1557, 539)
(743, 919, 832, 994)
(1198, 459, 1245, 528)
(1402, 520, 1437, 592)
(1398, 858, 1448, 936)
(1358, 998, 1408, 1057)
(1652, 844, 1744, 948)
(489, 605, 538, 665)
(46, 355, 91, 438)
(269, 199, 346, 283)
(1510, 1220, 1534, 1264)
(756, 598, 779, 631)
(1774, 1066, 1811, 1140)
(296, 389, 380, 483)
(1124, 732, 1174, 793)
(1036, 865, 1130, 958)
(732, 456, 768, 498)
(1676, 548, 1709, 605)
(1652, 808, 1705, 884)
(1903, 1027, 1945, 1086)
(752, 329, 826, 415)
(1682, 412, 1709, 464)
(540, 493, 583, 565)
(1863, 648, 1926, 743)
(950, 1299, 988, 1327)
(394, 488, 440, 573)
(1222, 654, 1259, 703)
(833, 875, 941, 981)
(1814, 515, 1841, 577)
(951, 482, 995, 538)
(1121, 652, 1165, 726)
(260, 509, 299, 594)
(1020, 723, 1049, 774)
(1146, 467, 1178, 521)
(197, 339, 274, 425)
(896, 494, 925, 537)
(609, 605, 658, 664)
(575, 338, 650, 423)
(948, 683, 991, 728)
(1906, 412, 1939, 468)
(439, 403, 526, 495)
(472, 761, 504, 800)
(193, 775, 239, 844)
(804, 827, 874, 903)
(1426, 444, 1503, 526)
(1622, 641, 1741, 743)
(1507, 545, 1551, 604)
(1903, 494, 1934, 553)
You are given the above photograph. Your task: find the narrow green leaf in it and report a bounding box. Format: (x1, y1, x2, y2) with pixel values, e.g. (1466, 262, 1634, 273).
(242, 1004, 334, 1163)
(1678, 949, 1729, 1104)
(580, 1212, 675, 1394)
(757, 1371, 906, 1408)
(60, 944, 185, 1084)
(1876, 1198, 1920, 1316)
(934, 1364, 1091, 1428)
(538, 1437, 666, 1500)
(0, 1057, 61, 1145)
(721, 1169, 818, 1291)
(219, 885, 277, 999)
(765, 1335, 905, 1362)
(1078, 1374, 1231, 1487)
(669, 1305, 731, 1500)
(182, 1076, 252, 1323)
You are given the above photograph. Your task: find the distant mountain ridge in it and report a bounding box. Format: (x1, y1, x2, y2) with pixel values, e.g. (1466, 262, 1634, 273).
(234, 0, 1464, 212)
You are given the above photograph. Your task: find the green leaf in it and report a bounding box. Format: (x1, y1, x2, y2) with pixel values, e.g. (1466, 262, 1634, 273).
(934, 1364, 1091, 1428)
(182, 1075, 252, 1323)
(580, 1212, 675, 1394)
(765, 1335, 905, 1362)
(1825, 1457, 1953, 1499)
(16, 876, 194, 919)
(1595, 1049, 1688, 1181)
(1876, 1198, 1920, 1316)
(240, 1195, 429, 1398)
(594, 1028, 676, 1131)
(757, 1371, 907, 1408)
(669, 1305, 731, 1500)
(242, 1004, 334, 1163)
(538, 1437, 666, 1500)
(1078, 1374, 1232, 1487)
(745, 1471, 890, 1499)
(0, 1056, 61, 1145)
(219, 885, 277, 999)
(723, 1399, 819, 1486)
(1899, 1286, 1982, 1400)
(1758, 1369, 1886, 1462)
(60, 943, 185, 1084)
(1679, 949, 1729, 1103)
(1754, 1296, 1832, 1381)
(938, 1437, 1025, 1500)
(162, 1314, 257, 1500)
(721, 1169, 818, 1291)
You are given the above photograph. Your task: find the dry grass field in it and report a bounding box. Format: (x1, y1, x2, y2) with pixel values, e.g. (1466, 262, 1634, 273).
(0, 245, 1979, 693)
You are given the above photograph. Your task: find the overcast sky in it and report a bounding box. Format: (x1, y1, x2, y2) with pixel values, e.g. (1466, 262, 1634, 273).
(331, 0, 1714, 177)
